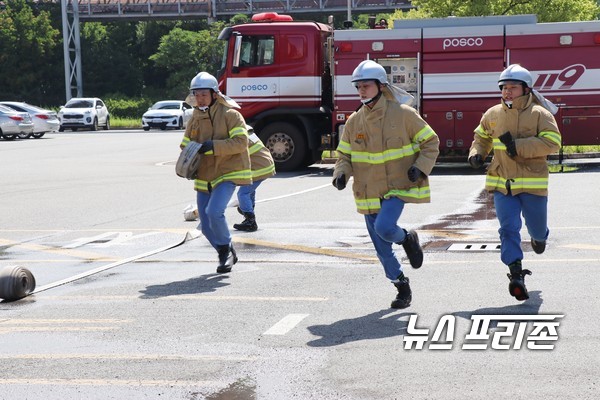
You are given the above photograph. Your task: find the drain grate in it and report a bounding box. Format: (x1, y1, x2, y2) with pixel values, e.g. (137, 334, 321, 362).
(447, 243, 501, 251)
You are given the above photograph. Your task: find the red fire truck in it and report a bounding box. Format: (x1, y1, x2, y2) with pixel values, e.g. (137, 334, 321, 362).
(217, 12, 600, 171)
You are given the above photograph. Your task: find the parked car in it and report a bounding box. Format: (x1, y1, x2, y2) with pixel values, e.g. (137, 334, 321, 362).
(0, 104, 34, 140)
(0, 101, 60, 139)
(58, 97, 110, 132)
(142, 100, 193, 131)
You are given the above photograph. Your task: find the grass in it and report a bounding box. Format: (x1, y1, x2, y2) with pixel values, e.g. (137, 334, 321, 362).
(111, 117, 142, 129)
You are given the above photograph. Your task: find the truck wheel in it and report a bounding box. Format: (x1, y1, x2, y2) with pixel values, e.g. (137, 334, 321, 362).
(259, 122, 306, 172)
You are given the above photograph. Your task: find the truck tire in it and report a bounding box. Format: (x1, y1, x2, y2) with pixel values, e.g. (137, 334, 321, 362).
(259, 122, 307, 172)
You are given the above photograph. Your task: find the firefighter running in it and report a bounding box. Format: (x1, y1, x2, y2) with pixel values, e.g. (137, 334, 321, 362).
(333, 60, 440, 309)
(233, 125, 275, 232)
(468, 64, 562, 301)
(180, 72, 252, 273)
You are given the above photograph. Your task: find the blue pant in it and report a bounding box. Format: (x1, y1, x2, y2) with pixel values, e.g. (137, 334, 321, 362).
(197, 181, 236, 249)
(237, 180, 263, 213)
(364, 197, 408, 281)
(494, 191, 549, 265)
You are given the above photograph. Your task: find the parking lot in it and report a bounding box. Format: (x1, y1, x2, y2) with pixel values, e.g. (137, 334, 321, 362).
(1, 130, 599, 399)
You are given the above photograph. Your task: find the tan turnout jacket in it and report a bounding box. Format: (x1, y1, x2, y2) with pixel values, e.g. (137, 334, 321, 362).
(334, 95, 440, 214)
(469, 93, 562, 196)
(180, 102, 251, 192)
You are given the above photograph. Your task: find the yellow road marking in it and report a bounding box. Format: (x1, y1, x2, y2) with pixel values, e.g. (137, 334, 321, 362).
(0, 238, 112, 261)
(233, 236, 378, 261)
(0, 319, 128, 324)
(0, 354, 256, 361)
(0, 327, 118, 333)
(0, 378, 218, 387)
(40, 295, 329, 301)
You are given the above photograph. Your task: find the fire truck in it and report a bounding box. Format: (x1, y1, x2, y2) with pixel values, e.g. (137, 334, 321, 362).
(217, 12, 600, 171)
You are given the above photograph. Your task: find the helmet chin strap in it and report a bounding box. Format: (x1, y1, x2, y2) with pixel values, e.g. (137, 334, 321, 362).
(197, 93, 218, 112)
(361, 90, 382, 106)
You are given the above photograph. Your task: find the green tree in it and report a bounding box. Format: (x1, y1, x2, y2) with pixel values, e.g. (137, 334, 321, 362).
(393, 0, 600, 22)
(80, 21, 143, 98)
(0, 0, 60, 104)
(149, 22, 226, 99)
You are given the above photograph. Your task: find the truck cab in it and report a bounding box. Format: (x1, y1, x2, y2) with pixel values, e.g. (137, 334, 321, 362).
(218, 13, 333, 171)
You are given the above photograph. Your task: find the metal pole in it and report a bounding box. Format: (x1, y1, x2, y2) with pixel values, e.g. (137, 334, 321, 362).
(61, 0, 83, 101)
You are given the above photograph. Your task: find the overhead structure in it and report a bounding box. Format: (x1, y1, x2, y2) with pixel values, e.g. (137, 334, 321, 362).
(73, 0, 413, 21)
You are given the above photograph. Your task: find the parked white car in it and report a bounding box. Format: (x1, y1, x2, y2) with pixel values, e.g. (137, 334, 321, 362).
(142, 100, 193, 131)
(58, 97, 110, 132)
(0, 104, 34, 140)
(0, 101, 60, 138)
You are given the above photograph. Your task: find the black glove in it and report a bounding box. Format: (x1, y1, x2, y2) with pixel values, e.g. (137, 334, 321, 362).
(332, 174, 346, 190)
(468, 154, 484, 169)
(498, 132, 517, 158)
(198, 140, 214, 154)
(407, 165, 424, 182)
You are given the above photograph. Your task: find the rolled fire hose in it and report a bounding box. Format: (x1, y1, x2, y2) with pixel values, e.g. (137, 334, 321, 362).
(0, 265, 36, 302)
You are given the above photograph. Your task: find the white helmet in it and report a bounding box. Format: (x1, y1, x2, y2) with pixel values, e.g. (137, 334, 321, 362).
(498, 64, 533, 89)
(351, 60, 388, 86)
(190, 72, 219, 92)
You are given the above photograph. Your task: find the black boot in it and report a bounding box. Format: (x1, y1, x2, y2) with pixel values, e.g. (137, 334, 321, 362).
(233, 212, 258, 232)
(507, 260, 532, 301)
(531, 239, 546, 254)
(398, 229, 423, 269)
(391, 276, 412, 309)
(216, 244, 238, 273)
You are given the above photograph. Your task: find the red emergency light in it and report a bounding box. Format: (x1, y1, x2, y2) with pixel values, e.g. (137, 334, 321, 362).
(339, 42, 353, 52)
(251, 12, 293, 22)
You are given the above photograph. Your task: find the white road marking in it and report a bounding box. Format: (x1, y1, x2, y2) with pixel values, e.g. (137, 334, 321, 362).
(263, 314, 309, 335)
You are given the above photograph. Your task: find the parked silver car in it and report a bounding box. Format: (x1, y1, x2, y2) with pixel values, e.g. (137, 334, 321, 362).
(0, 104, 34, 140)
(0, 101, 59, 139)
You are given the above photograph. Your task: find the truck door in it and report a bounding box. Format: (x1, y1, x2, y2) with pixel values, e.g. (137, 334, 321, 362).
(226, 33, 280, 119)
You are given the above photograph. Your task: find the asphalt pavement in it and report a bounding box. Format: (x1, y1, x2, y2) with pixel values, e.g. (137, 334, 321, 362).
(1, 130, 599, 399)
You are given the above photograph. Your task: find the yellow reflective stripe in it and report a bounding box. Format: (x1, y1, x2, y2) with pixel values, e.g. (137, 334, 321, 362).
(211, 169, 253, 186)
(475, 125, 490, 139)
(539, 131, 562, 146)
(252, 164, 275, 178)
(181, 137, 191, 147)
(194, 180, 209, 191)
(355, 198, 381, 211)
(414, 125, 435, 143)
(351, 143, 420, 164)
(337, 140, 351, 154)
(230, 126, 248, 138)
(194, 170, 253, 191)
(249, 142, 263, 155)
(493, 138, 507, 150)
(485, 176, 549, 190)
(385, 187, 431, 200)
